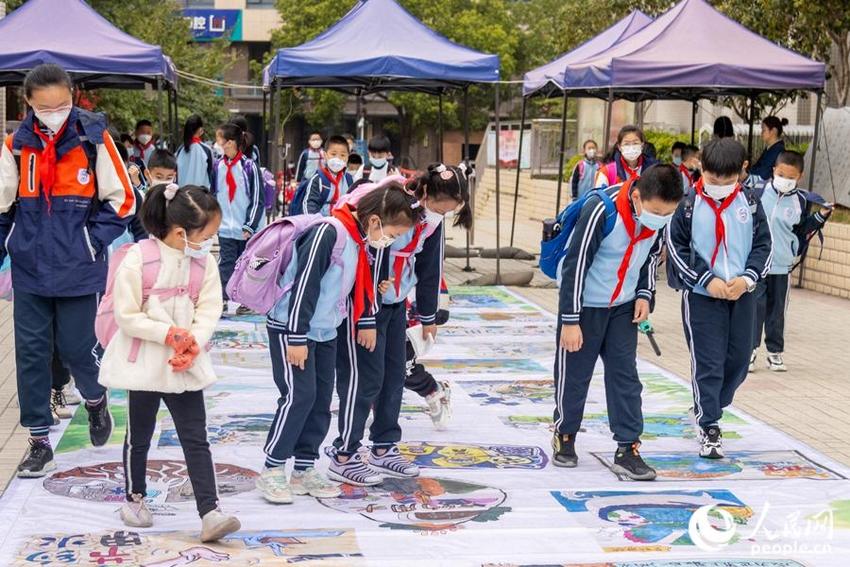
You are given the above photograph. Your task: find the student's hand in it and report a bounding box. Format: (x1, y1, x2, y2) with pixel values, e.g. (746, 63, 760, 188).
(128, 164, 141, 186)
(632, 298, 650, 324)
(422, 324, 438, 342)
(559, 324, 583, 352)
(726, 277, 749, 301)
(165, 327, 197, 355)
(242, 230, 252, 241)
(169, 351, 197, 373)
(286, 345, 308, 370)
(357, 329, 377, 352)
(378, 278, 393, 295)
(706, 278, 729, 300)
(821, 206, 833, 218)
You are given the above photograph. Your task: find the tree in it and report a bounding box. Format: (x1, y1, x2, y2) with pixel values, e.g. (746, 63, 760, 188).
(6, 0, 232, 134)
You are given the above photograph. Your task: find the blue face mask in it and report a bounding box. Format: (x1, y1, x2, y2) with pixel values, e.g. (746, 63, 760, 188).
(370, 157, 387, 168)
(638, 209, 673, 231)
(672, 156, 683, 166)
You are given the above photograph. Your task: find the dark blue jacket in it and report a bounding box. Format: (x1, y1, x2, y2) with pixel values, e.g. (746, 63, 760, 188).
(750, 139, 786, 180)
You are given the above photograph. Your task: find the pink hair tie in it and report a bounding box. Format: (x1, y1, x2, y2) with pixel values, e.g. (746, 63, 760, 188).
(164, 183, 179, 202)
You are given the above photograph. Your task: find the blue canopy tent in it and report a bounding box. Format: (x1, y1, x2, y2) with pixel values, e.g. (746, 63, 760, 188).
(264, 0, 506, 277)
(0, 0, 180, 141)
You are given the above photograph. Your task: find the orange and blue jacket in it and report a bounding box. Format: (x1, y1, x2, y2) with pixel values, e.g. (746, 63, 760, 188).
(0, 108, 135, 296)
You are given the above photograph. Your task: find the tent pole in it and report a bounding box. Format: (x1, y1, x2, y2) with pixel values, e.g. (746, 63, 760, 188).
(691, 100, 697, 144)
(509, 96, 527, 247)
(798, 89, 824, 289)
(273, 83, 281, 179)
(463, 86, 474, 273)
(261, 89, 268, 166)
(747, 94, 756, 158)
(156, 77, 164, 148)
(603, 88, 614, 151)
(173, 89, 179, 148)
(437, 92, 444, 163)
(555, 91, 568, 215)
(494, 82, 502, 284)
(167, 89, 174, 149)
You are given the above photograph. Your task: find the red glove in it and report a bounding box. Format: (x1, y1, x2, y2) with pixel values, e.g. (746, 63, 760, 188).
(165, 327, 197, 355)
(169, 350, 199, 373)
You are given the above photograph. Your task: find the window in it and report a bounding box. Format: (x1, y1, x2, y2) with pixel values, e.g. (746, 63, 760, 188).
(184, 0, 214, 7)
(246, 0, 275, 7)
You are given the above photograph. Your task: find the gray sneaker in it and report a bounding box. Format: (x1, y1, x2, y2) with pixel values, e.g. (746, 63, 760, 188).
(767, 353, 787, 372)
(291, 467, 341, 498)
(120, 494, 153, 528)
(200, 508, 241, 543)
(255, 466, 293, 504)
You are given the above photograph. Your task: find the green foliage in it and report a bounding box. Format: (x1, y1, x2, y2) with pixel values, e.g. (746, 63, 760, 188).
(645, 130, 690, 163)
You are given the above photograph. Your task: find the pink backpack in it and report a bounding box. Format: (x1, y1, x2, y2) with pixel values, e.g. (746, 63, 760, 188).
(226, 214, 348, 314)
(95, 239, 207, 362)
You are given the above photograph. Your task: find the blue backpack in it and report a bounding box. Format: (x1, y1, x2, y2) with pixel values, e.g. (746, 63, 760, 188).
(539, 188, 618, 280)
(288, 172, 352, 216)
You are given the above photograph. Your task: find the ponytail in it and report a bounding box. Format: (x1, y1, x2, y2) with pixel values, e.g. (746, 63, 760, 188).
(355, 181, 422, 229)
(141, 184, 221, 239)
(183, 114, 203, 152)
(408, 162, 472, 229)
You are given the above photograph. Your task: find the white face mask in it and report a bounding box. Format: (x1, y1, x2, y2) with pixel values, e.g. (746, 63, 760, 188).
(368, 220, 396, 249)
(212, 143, 224, 157)
(309, 139, 322, 150)
(620, 144, 643, 161)
(326, 157, 347, 173)
(184, 235, 214, 259)
(585, 149, 596, 160)
(35, 108, 71, 133)
(773, 176, 798, 194)
(137, 134, 153, 145)
(703, 182, 737, 200)
(423, 206, 444, 226)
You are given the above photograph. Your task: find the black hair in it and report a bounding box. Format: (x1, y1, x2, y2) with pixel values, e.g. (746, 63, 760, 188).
(762, 116, 788, 137)
(671, 141, 687, 153)
(23, 64, 72, 98)
(326, 135, 349, 152)
(227, 116, 255, 154)
(141, 184, 221, 240)
(408, 162, 472, 230)
(183, 114, 204, 152)
(636, 164, 684, 203)
(776, 150, 804, 172)
(683, 145, 700, 159)
(119, 133, 134, 146)
(135, 119, 152, 131)
(700, 138, 747, 177)
(218, 122, 247, 151)
(617, 125, 645, 146)
(582, 139, 598, 150)
(354, 182, 421, 229)
(308, 130, 323, 139)
(713, 116, 734, 138)
(148, 149, 177, 171)
(348, 153, 364, 166)
(368, 135, 391, 153)
(115, 141, 129, 164)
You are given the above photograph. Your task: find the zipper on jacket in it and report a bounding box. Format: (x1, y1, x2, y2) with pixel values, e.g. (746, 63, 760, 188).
(82, 226, 97, 262)
(4, 222, 15, 255)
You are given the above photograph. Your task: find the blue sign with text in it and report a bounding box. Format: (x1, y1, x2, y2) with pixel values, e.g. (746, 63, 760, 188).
(183, 9, 243, 42)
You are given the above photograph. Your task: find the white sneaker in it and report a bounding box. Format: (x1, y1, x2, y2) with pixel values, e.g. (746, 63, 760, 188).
(255, 467, 293, 504)
(766, 353, 787, 372)
(369, 446, 420, 478)
(748, 352, 756, 373)
(327, 450, 383, 486)
(62, 379, 82, 405)
(426, 381, 452, 431)
(51, 389, 74, 420)
(200, 508, 240, 543)
(120, 494, 153, 528)
(698, 425, 724, 459)
(291, 467, 341, 498)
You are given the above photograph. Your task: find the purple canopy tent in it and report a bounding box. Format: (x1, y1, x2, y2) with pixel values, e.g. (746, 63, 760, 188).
(0, 0, 180, 142)
(263, 0, 507, 278)
(515, 0, 826, 241)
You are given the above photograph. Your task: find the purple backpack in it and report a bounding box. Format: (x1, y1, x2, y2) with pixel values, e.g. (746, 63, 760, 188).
(226, 214, 348, 313)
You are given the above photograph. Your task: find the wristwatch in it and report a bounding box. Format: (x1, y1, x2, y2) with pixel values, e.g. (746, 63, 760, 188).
(743, 277, 756, 293)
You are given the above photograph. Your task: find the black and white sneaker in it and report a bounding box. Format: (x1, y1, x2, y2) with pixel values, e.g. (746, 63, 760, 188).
(17, 438, 56, 478)
(87, 397, 113, 447)
(699, 425, 724, 459)
(552, 432, 578, 468)
(611, 442, 657, 481)
(369, 446, 420, 478)
(326, 448, 382, 486)
(235, 305, 254, 317)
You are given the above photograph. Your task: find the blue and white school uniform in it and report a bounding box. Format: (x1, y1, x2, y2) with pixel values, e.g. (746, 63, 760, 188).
(176, 141, 214, 189)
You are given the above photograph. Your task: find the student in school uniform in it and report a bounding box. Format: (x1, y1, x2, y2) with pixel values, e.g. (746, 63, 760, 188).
(329, 165, 469, 486)
(751, 150, 831, 373)
(678, 145, 701, 195)
(570, 139, 602, 200)
(131, 119, 156, 167)
(595, 125, 658, 188)
(667, 138, 773, 459)
(553, 165, 683, 479)
(671, 141, 687, 167)
(296, 131, 324, 183)
(211, 123, 263, 315)
(347, 153, 364, 176)
(301, 135, 352, 216)
(230, 115, 262, 167)
(256, 184, 420, 503)
(354, 135, 398, 183)
(176, 114, 214, 189)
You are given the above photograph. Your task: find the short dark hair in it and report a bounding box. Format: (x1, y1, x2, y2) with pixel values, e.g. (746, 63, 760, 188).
(326, 135, 349, 152)
(135, 119, 152, 131)
(776, 150, 804, 172)
(308, 130, 323, 138)
(368, 135, 391, 153)
(348, 153, 363, 166)
(671, 141, 687, 153)
(701, 138, 747, 177)
(683, 145, 700, 159)
(119, 133, 134, 146)
(148, 149, 177, 171)
(713, 116, 734, 138)
(114, 141, 129, 164)
(762, 116, 789, 137)
(23, 64, 72, 98)
(582, 139, 598, 149)
(636, 164, 684, 203)
(354, 182, 421, 229)
(141, 184, 221, 240)
(617, 125, 645, 145)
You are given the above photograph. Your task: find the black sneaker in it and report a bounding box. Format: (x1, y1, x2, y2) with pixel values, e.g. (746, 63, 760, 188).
(235, 305, 254, 316)
(17, 438, 56, 478)
(699, 425, 724, 459)
(611, 442, 657, 480)
(87, 397, 113, 447)
(552, 432, 578, 468)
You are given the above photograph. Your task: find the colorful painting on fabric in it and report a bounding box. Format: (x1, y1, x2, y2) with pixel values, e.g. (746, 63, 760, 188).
(441, 323, 556, 337)
(423, 341, 554, 359)
(14, 529, 362, 566)
(461, 380, 556, 405)
(551, 489, 754, 552)
(451, 310, 553, 323)
(500, 415, 554, 431)
(210, 328, 270, 350)
(399, 442, 548, 470)
(425, 358, 548, 374)
(581, 413, 742, 441)
(319, 477, 510, 533)
(594, 450, 845, 481)
(481, 561, 807, 567)
(159, 413, 274, 447)
(448, 286, 528, 308)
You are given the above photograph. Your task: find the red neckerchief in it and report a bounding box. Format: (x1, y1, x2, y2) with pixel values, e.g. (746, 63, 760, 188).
(134, 140, 153, 156)
(224, 152, 243, 202)
(32, 120, 68, 214)
(679, 163, 694, 186)
(609, 178, 655, 305)
(694, 178, 741, 267)
(393, 222, 425, 295)
(620, 155, 643, 181)
(321, 165, 345, 204)
(191, 136, 202, 145)
(331, 205, 375, 328)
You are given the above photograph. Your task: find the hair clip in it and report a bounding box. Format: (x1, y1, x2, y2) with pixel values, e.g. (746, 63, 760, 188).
(435, 163, 447, 173)
(164, 183, 179, 202)
(439, 169, 455, 181)
(410, 200, 421, 209)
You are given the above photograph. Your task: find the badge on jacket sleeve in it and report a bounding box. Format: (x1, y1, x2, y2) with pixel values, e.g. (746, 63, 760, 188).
(77, 168, 91, 185)
(736, 206, 751, 223)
